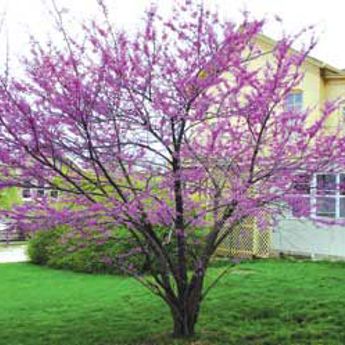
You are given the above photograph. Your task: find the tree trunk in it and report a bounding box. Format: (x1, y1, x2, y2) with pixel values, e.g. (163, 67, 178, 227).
(172, 307, 198, 338)
(170, 280, 203, 338)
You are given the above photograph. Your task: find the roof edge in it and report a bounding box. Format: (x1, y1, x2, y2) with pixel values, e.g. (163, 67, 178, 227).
(257, 34, 345, 78)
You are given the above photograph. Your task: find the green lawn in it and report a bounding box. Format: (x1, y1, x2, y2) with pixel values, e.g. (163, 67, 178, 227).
(1, 260, 345, 345)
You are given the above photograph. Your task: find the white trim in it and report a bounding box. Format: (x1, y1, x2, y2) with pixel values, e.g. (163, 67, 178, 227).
(312, 173, 343, 219)
(20, 187, 60, 201)
(336, 174, 340, 218)
(310, 174, 316, 217)
(290, 172, 345, 220)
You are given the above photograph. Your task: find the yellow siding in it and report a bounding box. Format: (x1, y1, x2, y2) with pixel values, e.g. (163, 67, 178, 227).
(217, 36, 345, 258)
(256, 36, 345, 128)
(325, 80, 345, 128)
(299, 62, 324, 125)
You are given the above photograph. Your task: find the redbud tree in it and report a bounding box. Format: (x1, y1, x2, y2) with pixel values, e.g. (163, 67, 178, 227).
(0, 0, 344, 338)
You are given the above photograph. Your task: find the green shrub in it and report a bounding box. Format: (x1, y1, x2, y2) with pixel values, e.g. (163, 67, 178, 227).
(27, 228, 64, 265)
(47, 232, 144, 275)
(28, 226, 204, 275)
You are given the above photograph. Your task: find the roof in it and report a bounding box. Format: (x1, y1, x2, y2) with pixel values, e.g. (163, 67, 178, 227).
(257, 34, 345, 80)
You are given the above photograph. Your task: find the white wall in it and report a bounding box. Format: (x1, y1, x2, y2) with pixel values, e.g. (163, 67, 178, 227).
(272, 218, 345, 258)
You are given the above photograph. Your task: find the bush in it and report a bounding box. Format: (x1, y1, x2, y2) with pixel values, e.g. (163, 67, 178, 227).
(28, 226, 145, 275)
(48, 232, 144, 275)
(28, 225, 204, 275)
(27, 228, 64, 265)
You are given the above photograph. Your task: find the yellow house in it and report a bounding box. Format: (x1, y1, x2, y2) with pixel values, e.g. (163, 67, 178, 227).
(258, 35, 345, 129)
(223, 35, 345, 259)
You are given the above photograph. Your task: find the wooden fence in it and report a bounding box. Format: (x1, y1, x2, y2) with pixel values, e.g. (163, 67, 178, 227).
(217, 216, 271, 258)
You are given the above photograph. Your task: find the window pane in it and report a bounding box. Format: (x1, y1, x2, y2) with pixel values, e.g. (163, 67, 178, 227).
(316, 197, 336, 217)
(294, 93, 302, 104)
(37, 181, 45, 197)
(37, 189, 45, 197)
(22, 189, 31, 199)
(22, 179, 31, 199)
(340, 174, 345, 195)
(340, 198, 345, 218)
(50, 190, 59, 198)
(316, 174, 336, 195)
(284, 92, 303, 111)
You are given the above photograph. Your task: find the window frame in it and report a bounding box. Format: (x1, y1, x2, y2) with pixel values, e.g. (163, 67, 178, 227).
(50, 190, 59, 199)
(291, 173, 345, 219)
(21, 188, 31, 200)
(21, 181, 60, 201)
(313, 173, 341, 219)
(284, 91, 303, 112)
(290, 173, 311, 218)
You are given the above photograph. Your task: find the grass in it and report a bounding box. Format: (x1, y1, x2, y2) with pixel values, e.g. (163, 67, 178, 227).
(1, 259, 345, 345)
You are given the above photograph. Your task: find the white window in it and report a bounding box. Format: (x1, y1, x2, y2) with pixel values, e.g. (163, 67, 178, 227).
(284, 92, 303, 112)
(315, 174, 337, 218)
(291, 174, 311, 217)
(22, 180, 31, 199)
(50, 190, 59, 199)
(21, 181, 59, 200)
(37, 182, 45, 197)
(292, 173, 345, 219)
(22, 188, 31, 199)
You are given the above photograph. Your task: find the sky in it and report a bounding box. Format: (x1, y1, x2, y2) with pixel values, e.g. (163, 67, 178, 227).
(0, 0, 345, 71)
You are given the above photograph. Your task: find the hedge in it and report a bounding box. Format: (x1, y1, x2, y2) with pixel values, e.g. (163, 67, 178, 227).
(28, 226, 203, 275)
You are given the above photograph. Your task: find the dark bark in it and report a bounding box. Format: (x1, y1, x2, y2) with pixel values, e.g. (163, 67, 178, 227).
(171, 298, 200, 337)
(169, 273, 204, 338)
(172, 309, 197, 338)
